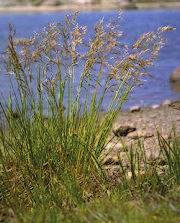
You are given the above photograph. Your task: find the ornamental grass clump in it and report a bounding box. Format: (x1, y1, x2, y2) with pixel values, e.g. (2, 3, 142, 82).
(0, 13, 172, 214)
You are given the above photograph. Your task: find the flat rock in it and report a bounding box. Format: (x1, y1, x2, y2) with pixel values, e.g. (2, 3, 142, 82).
(151, 104, 160, 109)
(130, 105, 141, 113)
(128, 131, 154, 140)
(113, 125, 136, 137)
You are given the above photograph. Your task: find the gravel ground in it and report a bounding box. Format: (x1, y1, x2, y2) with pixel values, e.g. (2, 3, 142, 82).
(102, 101, 180, 165)
(101, 101, 180, 181)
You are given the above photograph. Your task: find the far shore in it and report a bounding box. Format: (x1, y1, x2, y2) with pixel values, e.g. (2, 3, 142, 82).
(0, 2, 180, 13)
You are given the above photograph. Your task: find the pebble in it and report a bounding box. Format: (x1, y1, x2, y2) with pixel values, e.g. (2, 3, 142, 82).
(127, 171, 145, 180)
(102, 155, 120, 165)
(102, 152, 129, 166)
(128, 131, 154, 140)
(151, 104, 160, 109)
(130, 105, 141, 112)
(162, 99, 171, 106)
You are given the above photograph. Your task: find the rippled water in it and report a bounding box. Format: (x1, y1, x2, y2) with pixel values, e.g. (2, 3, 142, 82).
(0, 10, 180, 109)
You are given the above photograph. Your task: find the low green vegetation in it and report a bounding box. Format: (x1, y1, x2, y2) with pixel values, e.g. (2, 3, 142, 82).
(28, 187, 180, 223)
(1, 131, 179, 222)
(0, 13, 179, 222)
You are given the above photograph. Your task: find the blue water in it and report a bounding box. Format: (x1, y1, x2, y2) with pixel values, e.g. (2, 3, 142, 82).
(0, 10, 180, 109)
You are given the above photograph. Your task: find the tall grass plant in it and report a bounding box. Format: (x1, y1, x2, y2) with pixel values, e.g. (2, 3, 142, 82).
(0, 13, 174, 219)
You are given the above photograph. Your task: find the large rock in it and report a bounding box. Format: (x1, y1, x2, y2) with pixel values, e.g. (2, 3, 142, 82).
(170, 67, 180, 82)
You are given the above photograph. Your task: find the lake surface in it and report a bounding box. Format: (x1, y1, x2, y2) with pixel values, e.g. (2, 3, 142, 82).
(0, 10, 180, 110)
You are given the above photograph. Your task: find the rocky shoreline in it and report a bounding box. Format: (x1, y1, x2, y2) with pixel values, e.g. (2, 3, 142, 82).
(101, 100, 180, 180)
(102, 67, 180, 173)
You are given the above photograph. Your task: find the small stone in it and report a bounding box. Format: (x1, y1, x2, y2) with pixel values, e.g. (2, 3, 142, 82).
(162, 99, 171, 106)
(102, 152, 129, 166)
(113, 125, 136, 137)
(103, 165, 120, 171)
(127, 170, 145, 180)
(128, 134, 139, 140)
(151, 104, 160, 109)
(102, 155, 120, 165)
(127, 171, 132, 179)
(130, 105, 141, 113)
(128, 131, 154, 140)
(169, 101, 180, 111)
